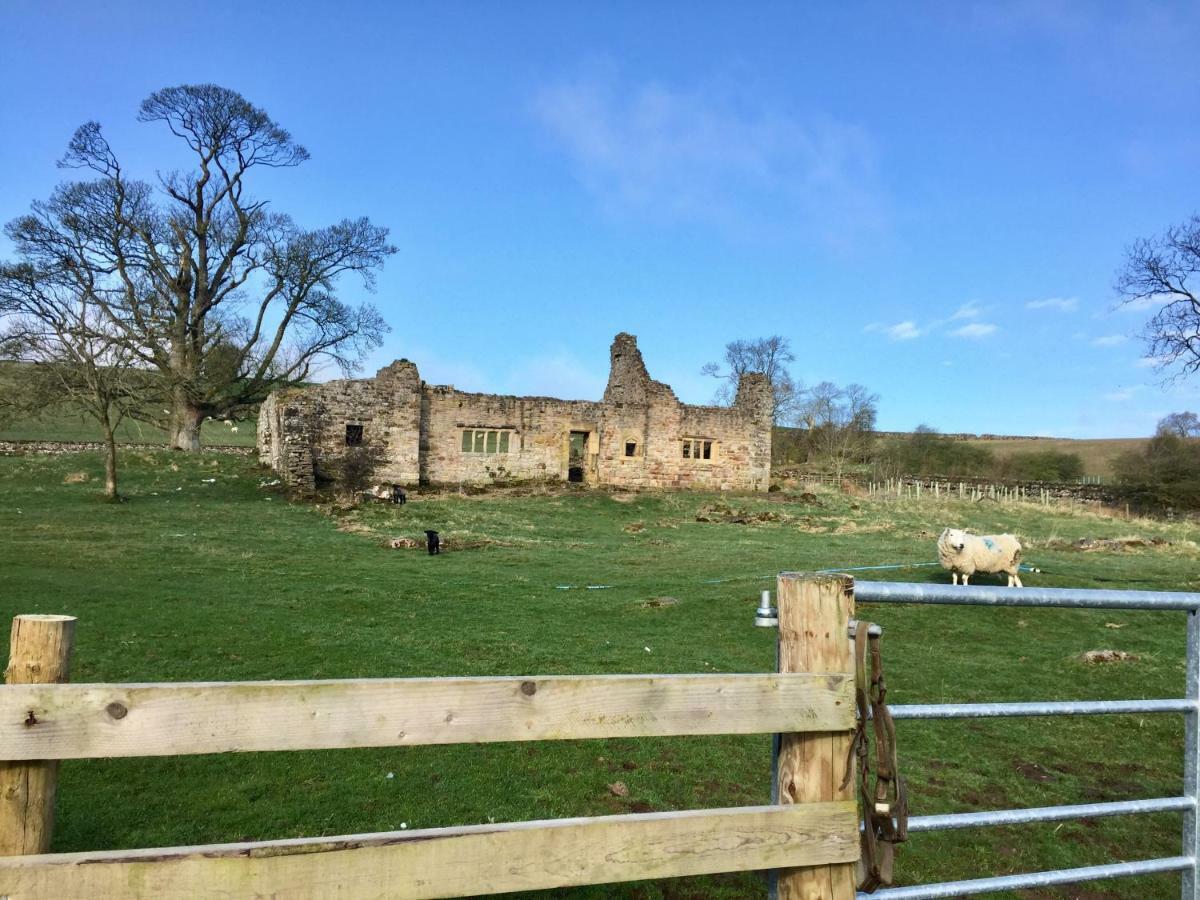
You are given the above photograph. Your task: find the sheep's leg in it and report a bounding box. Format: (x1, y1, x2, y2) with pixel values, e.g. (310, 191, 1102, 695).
(951, 572, 958, 585)
(962, 574, 970, 586)
(1012, 573, 1023, 588)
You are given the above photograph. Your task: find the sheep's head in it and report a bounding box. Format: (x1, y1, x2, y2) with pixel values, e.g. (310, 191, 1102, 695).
(940, 527, 968, 554)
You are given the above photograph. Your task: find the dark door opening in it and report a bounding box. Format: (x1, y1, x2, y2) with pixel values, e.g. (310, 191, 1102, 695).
(568, 431, 588, 483)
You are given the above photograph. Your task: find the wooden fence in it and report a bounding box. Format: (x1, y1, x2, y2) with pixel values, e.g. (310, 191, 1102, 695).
(0, 575, 862, 899)
(867, 477, 1107, 507)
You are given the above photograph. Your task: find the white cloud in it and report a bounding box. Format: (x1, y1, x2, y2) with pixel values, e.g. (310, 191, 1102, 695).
(950, 323, 998, 339)
(533, 72, 886, 245)
(867, 307, 997, 342)
(1091, 334, 1127, 347)
(1026, 296, 1078, 312)
(1116, 295, 1162, 312)
(1134, 356, 1165, 368)
(884, 321, 922, 341)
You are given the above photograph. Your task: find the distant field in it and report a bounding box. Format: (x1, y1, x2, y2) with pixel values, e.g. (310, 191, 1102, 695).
(964, 437, 1148, 478)
(0, 408, 257, 447)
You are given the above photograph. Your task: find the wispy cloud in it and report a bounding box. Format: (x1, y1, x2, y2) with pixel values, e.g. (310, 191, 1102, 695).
(1027, 296, 1079, 312)
(885, 321, 922, 341)
(865, 321, 923, 341)
(502, 350, 606, 400)
(1104, 386, 1142, 402)
(533, 71, 886, 245)
(1116, 295, 1163, 312)
(867, 305, 998, 342)
(1092, 334, 1127, 347)
(1134, 356, 1166, 369)
(951, 323, 998, 339)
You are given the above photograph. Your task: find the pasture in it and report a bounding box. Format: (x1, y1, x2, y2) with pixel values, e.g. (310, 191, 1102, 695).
(0, 450, 1198, 897)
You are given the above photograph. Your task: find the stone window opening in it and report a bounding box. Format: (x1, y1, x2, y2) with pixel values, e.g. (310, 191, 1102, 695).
(624, 440, 638, 458)
(461, 429, 511, 454)
(345, 424, 364, 446)
(682, 438, 715, 461)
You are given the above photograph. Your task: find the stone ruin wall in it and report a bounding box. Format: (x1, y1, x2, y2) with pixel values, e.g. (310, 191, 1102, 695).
(422, 388, 603, 484)
(257, 360, 422, 490)
(257, 333, 773, 493)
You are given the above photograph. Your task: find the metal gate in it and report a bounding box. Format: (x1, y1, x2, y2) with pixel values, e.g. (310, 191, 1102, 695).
(852, 580, 1200, 899)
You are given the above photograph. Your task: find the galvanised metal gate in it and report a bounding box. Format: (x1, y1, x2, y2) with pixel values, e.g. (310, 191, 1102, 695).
(852, 580, 1200, 899)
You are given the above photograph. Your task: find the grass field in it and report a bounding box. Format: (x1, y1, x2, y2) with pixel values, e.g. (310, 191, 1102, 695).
(963, 437, 1149, 480)
(1, 450, 1198, 897)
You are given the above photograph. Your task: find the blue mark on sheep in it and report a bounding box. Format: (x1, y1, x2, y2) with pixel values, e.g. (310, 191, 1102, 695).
(983, 537, 995, 550)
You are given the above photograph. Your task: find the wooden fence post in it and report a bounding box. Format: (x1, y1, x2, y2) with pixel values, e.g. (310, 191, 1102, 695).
(0, 614, 76, 855)
(775, 573, 857, 900)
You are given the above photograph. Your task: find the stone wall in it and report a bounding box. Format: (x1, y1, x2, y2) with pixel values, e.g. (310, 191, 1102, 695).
(258, 333, 773, 493)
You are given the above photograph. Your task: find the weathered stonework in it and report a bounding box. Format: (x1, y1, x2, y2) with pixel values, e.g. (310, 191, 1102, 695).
(258, 333, 773, 492)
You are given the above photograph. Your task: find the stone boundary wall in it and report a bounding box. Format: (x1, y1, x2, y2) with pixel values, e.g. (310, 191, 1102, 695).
(870, 431, 1055, 442)
(0, 440, 254, 457)
(874, 474, 1119, 504)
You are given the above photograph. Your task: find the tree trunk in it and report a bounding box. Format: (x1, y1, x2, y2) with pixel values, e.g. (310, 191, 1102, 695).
(102, 426, 118, 500)
(168, 403, 204, 452)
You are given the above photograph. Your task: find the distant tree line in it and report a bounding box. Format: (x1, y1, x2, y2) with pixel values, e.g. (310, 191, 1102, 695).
(1112, 411, 1200, 513)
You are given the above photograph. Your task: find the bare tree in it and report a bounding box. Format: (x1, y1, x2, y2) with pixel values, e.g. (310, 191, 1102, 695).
(1158, 411, 1200, 438)
(799, 381, 878, 481)
(1115, 215, 1200, 378)
(2, 84, 395, 451)
(0, 262, 147, 498)
(701, 335, 802, 424)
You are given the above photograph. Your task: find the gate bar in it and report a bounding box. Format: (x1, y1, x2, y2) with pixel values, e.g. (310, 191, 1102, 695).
(858, 855, 1194, 899)
(891, 698, 1196, 719)
(852, 581, 1200, 611)
(907, 796, 1193, 833)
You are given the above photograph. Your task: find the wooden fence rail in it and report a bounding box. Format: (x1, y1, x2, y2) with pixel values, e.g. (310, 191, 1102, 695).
(0, 673, 853, 760)
(0, 574, 860, 899)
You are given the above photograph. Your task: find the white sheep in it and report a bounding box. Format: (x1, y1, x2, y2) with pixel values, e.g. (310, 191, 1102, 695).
(937, 527, 1023, 587)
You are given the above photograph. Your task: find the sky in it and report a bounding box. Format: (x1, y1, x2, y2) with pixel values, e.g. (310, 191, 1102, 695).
(1, 0, 1197, 437)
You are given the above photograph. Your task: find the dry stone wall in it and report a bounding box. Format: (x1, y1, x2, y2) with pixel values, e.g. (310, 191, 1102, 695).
(258, 333, 773, 493)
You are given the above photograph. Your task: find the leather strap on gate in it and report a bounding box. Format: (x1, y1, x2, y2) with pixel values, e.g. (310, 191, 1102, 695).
(842, 622, 908, 893)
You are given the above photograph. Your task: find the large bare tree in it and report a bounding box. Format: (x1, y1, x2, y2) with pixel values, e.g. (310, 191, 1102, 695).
(0, 262, 146, 498)
(1116, 215, 1200, 378)
(3, 84, 395, 450)
(701, 335, 802, 424)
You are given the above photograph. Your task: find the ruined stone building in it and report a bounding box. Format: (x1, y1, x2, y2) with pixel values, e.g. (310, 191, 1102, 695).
(257, 333, 773, 493)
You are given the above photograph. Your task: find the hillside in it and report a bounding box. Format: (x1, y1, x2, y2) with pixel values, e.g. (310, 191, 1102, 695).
(775, 427, 1148, 480)
(962, 437, 1148, 479)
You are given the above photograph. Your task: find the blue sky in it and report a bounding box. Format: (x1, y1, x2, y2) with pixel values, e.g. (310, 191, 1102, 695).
(2, 1, 1197, 437)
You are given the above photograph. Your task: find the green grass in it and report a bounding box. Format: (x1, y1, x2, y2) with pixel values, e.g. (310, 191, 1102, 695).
(1, 451, 1198, 897)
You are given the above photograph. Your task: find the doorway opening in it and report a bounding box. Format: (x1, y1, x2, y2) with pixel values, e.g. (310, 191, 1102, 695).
(568, 431, 588, 483)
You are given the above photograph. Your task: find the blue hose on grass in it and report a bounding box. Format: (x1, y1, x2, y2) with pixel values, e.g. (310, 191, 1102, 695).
(552, 560, 1041, 590)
